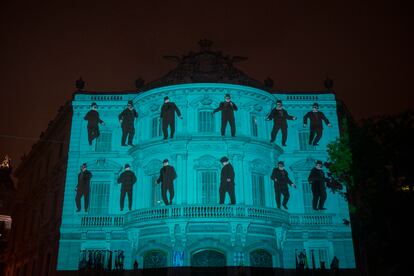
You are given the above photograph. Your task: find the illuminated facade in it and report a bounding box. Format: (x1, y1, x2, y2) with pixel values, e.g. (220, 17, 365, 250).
(57, 43, 356, 270)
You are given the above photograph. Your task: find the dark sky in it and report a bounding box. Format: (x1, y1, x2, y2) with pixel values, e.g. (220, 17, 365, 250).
(0, 0, 412, 165)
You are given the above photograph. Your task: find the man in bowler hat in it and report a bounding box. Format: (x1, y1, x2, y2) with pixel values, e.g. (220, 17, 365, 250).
(117, 164, 137, 211)
(156, 159, 177, 205)
(303, 103, 331, 146)
(266, 100, 296, 146)
(75, 163, 92, 212)
(219, 156, 236, 204)
(160, 96, 182, 140)
(213, 94, 238, 137)
(308, 160, 328, 210)
(271, 161, 296, 210)
(119, 100, 138, 146)
(84, 102, 104, 145)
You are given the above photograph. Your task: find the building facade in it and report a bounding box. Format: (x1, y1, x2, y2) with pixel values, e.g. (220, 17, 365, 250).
(57, 43, 356, 270)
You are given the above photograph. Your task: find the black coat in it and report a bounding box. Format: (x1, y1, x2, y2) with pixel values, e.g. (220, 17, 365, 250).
(271, 168, 293, 187)
(77, 170, 92, 190)
(119, 108, 138, 127)
(157, 165, 177, 185)
(213, 101, 238, 119)
(267, 108, 295, 126)
(117, 170, 137, 190)
(303, 111, 330, 129)
(220, 163, 235, 185)
(308, 167, 327, 185)
(84, 110, 103, 127)
(160, 102, 181, 122)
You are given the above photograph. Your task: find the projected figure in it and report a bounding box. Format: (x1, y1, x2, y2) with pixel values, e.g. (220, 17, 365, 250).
(117, 164, 137, 211)
(271, 161, 296, 210)
(119, 100, 138, 146)
(84, 102, 104, 145)
(266, 100, 296, 146)
(303, 103, 332, 146)
(156, 159, 177, 205)
(213, 94, 238, 137)
(308, 160, 328, 210)
(219, 156, 236, 204)
(75, 163, 92, 212)
(160, 96, 182, 140)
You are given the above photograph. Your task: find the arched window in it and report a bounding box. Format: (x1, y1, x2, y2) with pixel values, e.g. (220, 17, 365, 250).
(150, 174, 162, 206)
(143, 250, 167, 268)
(249, 249, 273, 267)
(191, 249, 226, 267)
(198, 110, 215, 133)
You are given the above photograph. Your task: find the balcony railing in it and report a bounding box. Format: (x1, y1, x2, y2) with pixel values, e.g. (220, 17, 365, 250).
(80, 215, 124, 227)
(78, 206, 338, 228)
(123, 204, 290, 225)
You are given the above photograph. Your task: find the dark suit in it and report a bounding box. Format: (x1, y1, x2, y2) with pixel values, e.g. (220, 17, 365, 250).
(267, 108, 295, 145)
(213, 101, 238, 136)
(157, 165, 177, 205)
(303, 111, 330, 145)
(160, 102, 181, 139)
(75, 170, 92, 211)
(84, 110, 103, 145)
(308, 167, 328, 210)
(271, 168, 294, 208)
(119, 108, 138, 145)
(117, 170, 137, 210)
(219, 163, 236, 204)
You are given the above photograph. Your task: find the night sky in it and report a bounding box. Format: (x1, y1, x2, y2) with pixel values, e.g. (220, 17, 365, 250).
(0, 0, 412, 166)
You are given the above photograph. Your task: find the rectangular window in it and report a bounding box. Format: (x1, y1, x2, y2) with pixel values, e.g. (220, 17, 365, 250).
(95, 132, 112, 152)
(299, 132, 311, 151)
(198, 111, 215, 133)
(200, 171, 218, 204)
(251, 114, 258, 137)
(302, 177, 313, 212)
(89, 181, 110, 214)
(151, 117, 162, 138)
(151, 175, 163, 206)
(252, 173, 265, 206)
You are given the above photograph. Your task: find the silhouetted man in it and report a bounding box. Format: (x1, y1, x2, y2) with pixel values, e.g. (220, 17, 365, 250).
(160, 96, 182, 139)
(118, 164, 137, 211)
(0, 155, 15, 190)
(303, 103, 331, 146)
(84, 102, 104, 145)
(75, 163, 92, 212)
(308, 160, 328, 210)
(119, 100, 138, 146)
(271, 161, 296, 210)
(156, 159, 177, 205)
(219, 156, 236, 204)
(213, 94, 238, 137)
(266, 100, 296, 146)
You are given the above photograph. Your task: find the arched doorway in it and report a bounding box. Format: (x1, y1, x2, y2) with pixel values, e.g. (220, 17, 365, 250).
(143, 250, 167, 268)
(191, 249, 226, 267)
(249, 249, 273, 267)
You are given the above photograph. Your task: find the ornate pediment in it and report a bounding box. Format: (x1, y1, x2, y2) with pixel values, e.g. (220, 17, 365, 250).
(193, 155, 221, 170)
(289, 157, 317, 172)
(249, 159, 271, 174)
(143, 159, 163, 175)
(86, 158, 122, 171)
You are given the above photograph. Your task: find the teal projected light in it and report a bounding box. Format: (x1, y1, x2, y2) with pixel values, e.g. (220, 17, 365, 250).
(57, 83, 356, 270)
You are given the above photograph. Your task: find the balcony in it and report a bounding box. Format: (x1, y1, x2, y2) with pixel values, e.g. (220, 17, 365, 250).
(79, 205, 339, 229)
